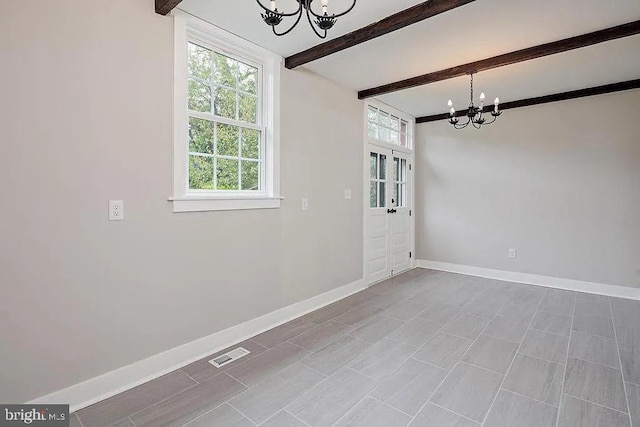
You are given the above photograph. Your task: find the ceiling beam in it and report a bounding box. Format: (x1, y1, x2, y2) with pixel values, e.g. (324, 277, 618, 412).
(359, 20, 640, 99)
(415, 79, 640, 123)
(155, 0, 183, 15)
(285, 0, 475, 69)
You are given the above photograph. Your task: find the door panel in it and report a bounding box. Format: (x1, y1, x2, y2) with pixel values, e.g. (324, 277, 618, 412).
(366, 148, 391, 284)
(366, 146, 412, 284)
(390, 151, 411, 274)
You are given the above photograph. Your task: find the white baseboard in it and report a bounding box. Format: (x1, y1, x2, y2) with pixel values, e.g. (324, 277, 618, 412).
(29, 278, 366, 412)
(417, 260, 640, 301)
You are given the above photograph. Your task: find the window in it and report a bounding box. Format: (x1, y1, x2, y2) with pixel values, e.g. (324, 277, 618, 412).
(367, 105, 409, 148)
(187, 43, 262, 192)
(392, 156, 407, 207)
(171, 13, 281, 212)
(370, 152, 387, 208)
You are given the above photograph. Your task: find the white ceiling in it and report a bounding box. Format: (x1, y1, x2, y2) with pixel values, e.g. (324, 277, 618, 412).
(179, 0, 640, 118)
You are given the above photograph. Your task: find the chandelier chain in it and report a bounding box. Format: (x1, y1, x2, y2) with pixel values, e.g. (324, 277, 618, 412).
(470, 73, 474, 106)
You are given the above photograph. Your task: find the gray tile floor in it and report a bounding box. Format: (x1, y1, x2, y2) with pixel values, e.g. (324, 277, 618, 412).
(72, 269, 640, 426)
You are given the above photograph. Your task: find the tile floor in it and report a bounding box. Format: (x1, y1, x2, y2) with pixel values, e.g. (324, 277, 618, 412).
(71, 269, 640, 426)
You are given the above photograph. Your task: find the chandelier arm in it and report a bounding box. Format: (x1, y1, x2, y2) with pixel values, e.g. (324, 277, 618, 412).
(256, 0, 302, 17)
(272, 8, 304, 36)
(482, 114, 499, 125)
(307, 0, 357, 19)
(306, 7, 328, 39)
(453, 116, 471, 129)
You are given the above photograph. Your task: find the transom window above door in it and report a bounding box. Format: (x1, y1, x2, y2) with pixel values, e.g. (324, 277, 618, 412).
(367, 106, 410, 148)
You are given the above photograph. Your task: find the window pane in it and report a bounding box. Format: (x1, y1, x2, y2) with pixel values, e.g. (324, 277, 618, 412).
(188, 78, 211, 113)
(401, 159, 407, 181)
(188, 43, 212, 81)
(213, 52, 237, 88)
(216, 123, 239, 156)
(379, 127, 390, 142)
(401, 120, 408, 147)
(216, 158, 239, 190)
(400, 183, 406, 207)
(241, 160, 260, 190)
(370, 181, 377, 208)
(367, 106, 378, 123)
(390, 130, 399, 145)
(239, 93, 257, 124)
(393, 157, 399, 181)
(390, 115, 399, 131)
(189, 117, 214, 154)
(213, 85, 236, 119)
(379, 154, 386, 180)
(393, 183, 399, 207)
(379, 181, 386, 207)
(241, 129, 260, 159)
(367, 122, 378, 139)
(370, 153, 377, 179)
(189, 155, 214, 189)
(380, 111, 390, 127)
(238, 62, 258, 95)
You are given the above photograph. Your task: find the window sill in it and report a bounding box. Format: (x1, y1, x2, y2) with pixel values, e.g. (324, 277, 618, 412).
(168, 195, 283, 212)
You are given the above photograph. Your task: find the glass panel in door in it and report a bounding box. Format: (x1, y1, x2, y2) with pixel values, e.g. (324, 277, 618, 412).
(369, 152, 387, 208)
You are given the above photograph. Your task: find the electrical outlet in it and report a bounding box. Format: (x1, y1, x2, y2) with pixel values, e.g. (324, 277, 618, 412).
(301, 198, 309, 211)
(508, 248, 517, 259)
(109, 200, 124, 221)
(344, 189, 352, 200)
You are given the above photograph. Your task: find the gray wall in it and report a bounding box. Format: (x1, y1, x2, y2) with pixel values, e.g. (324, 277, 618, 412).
(416, 90, 640, 288)
(0, 0, 363, 402)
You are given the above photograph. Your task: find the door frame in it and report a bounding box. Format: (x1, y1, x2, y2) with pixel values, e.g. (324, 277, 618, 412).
(362, 100, 416, 286)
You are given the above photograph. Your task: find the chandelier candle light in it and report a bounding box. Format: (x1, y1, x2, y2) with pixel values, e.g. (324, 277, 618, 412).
(448, 73, 501, 129)
(257, 0, 356, 38)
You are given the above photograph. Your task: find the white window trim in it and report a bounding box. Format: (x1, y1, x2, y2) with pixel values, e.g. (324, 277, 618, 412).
(170, 11, 282, 212)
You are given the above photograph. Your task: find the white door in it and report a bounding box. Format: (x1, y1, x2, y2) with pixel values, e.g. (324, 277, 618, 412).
(389, 151, 411, 274)
(366, 146, 412, 284)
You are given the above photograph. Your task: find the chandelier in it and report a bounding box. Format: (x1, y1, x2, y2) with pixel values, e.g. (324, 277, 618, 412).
(257, 0, 356, 38)
(448, 73, 501, 129)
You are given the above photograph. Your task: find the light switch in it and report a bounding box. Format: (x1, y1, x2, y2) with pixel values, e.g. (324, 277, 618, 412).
(344, 189, 352, 200)
(302, 198, 309, 211)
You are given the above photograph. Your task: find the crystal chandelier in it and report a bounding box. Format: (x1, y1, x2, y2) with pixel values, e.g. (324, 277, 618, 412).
(448, 73, 501, 129)
(257, 0, 356, 38)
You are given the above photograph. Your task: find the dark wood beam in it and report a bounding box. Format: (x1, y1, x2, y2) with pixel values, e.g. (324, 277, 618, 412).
(359, 20, 640, 99)
(285, 0, 475, 69)
(156, 0, 183, 15)
(415, 79, 640, 123)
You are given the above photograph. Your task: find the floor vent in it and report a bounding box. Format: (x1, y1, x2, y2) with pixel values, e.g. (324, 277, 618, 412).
(208, 347, 251, 368)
